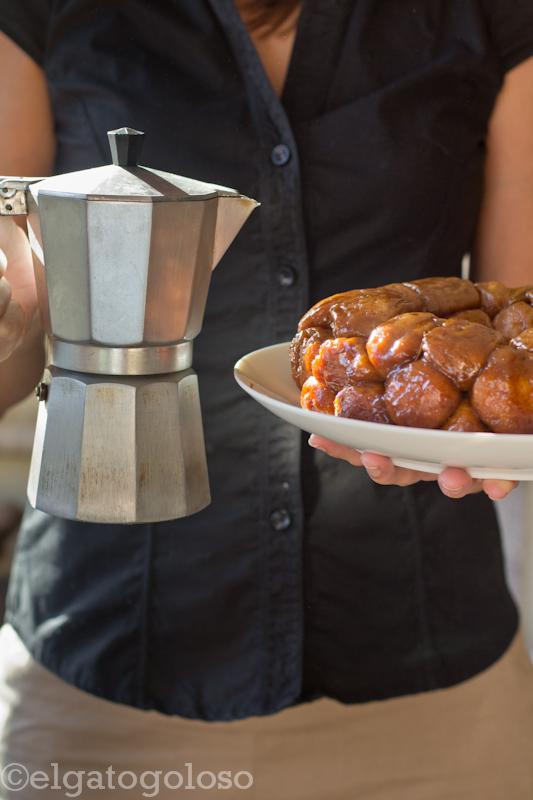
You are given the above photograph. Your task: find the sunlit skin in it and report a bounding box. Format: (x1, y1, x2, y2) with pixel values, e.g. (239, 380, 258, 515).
(234, 0, 302, 98)
(0, 31, 52, 411)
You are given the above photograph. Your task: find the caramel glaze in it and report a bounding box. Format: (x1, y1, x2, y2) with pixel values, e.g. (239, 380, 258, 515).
(402, 276, 480, 316)
(511, 328, 533, 352)
(493, 301, 533, 340)
(366, 312, 441, 378)
(335, 383, 390, 424)
(312, 337, 380, 392)
(422, 318, 504, 391)
(301, 376, 336, 414)
(291, 277, 533, 432)
(329, 284, 423, 338)
(290, 327, 330, 388)
(477, 281, 533, 319)
(448, 308, 492, 327)
(471, 347, 533, 434)
(384, 361, 461, 428)
(441, 399, 488, 432)
(298, 284, 424, 337)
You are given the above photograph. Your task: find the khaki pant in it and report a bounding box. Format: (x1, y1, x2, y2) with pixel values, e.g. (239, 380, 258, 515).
(1, 623, 533, 799)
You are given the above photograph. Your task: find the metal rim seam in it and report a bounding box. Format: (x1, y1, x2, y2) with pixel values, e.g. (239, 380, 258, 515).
(49, 338, 194, 375)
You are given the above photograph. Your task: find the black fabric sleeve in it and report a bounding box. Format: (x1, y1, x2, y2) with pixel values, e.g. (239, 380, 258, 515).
(481, 0, 533, 73)
(0, 0, 53, 65)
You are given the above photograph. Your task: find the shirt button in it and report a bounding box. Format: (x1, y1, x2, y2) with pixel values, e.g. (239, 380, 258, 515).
(278, 266, 297, 288)
(270, 508, 292, 532)
(270, 144, 291, 166)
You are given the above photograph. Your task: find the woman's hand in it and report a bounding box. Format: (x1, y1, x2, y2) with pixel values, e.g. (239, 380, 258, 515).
(0, 217, 44, 416)
(308, 435, 517, 501)
(0, 217, 38, 362)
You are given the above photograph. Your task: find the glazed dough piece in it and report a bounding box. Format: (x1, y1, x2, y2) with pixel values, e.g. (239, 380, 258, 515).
(475, 281, 513, 318)
(476, 282, 533, 318)
(366, 312, 441, 378)
(510, 328, 533, 352)
(384, 361, 461, 428)
(312, 337, 380, 392)
(334, 383, 390, 424)
(297, 289, 361, 331)
(329, 284, 424, 338)
(493, 301, 533, 340)
(297, 284, 423, 335)
(471, 347, 533, 433)
(448, 308, 492, 327)
(403, 277, 480, 316)
(422, 318, 503, 390)
(441, 399, 488, 432)
(290, 327, 331, 388)
(509, 285, 533, 303)
(301, 376, 336, 414)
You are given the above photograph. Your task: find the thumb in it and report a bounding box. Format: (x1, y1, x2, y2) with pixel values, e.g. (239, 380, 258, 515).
(0, 298, 26, 362)
(1, 223, 37, 321)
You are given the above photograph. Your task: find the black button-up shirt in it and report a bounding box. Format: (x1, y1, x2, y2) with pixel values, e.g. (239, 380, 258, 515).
(2, 0, 533, 720)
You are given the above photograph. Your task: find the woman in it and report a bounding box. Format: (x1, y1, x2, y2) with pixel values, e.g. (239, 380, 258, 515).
(0, 1, 532, 797)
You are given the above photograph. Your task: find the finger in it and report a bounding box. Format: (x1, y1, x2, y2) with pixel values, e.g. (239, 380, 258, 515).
(0, 300, 25, 362)
(0, 276, 12, 316)
(0, 219, 36, 317)
(360, 451, 397, 483)
(482, 479, 519, 501)
(438, 467, 479, 499)
(0, 248, 7, 276)
(308, 434, 363, 467)
(361, 452, 436, 486)
(391, 468, 437, 486)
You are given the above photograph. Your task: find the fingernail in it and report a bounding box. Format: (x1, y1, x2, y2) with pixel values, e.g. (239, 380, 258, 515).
(487, 489, 506, 501)
(308, 435, 322, 450)
(361, 453, 382, 476)
(486, 481, 513, 501)
(441, 483, 465, 496)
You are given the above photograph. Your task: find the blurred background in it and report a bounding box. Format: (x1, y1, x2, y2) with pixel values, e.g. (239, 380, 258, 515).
(497, 487, 533, 657)
(0, 393, 37, 618)
(0, 389, 532, 660)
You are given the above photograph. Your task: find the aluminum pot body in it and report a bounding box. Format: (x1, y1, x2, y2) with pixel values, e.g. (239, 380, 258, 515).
(27, 187, 255, 347)
(28, 366, 211, 523)
(0, 129, 258, 524)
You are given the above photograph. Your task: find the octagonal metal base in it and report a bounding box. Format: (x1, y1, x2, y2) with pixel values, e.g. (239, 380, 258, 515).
(27, 367, 210, 524)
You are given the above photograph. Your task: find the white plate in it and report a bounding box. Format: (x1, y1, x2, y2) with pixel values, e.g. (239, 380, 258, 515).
(234, 342, 533, 481)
